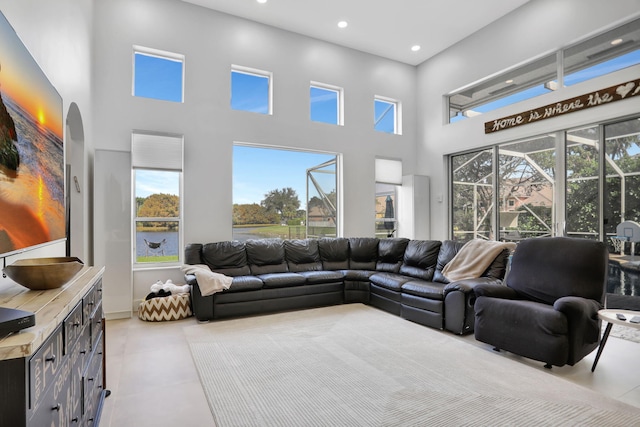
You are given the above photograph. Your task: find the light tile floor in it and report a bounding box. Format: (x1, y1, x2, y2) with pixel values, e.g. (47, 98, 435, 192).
(99, 311, 640, 427)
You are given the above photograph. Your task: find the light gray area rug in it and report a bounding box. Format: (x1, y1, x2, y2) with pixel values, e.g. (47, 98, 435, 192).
(611, 325, 640, 343)
(186, 304, 640, 426)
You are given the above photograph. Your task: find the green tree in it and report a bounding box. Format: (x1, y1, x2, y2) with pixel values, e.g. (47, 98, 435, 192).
(261, 187, 300, 223)
(138, 193, 179, 218)
(233, 203, 279, 225)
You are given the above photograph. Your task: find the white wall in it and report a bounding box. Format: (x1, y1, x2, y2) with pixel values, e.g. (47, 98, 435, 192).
(0, 0, 94, 263)
(417, 0, 640, 240)
(91, 0, 418, 314)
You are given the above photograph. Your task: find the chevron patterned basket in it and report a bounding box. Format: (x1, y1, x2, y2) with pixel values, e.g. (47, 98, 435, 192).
(138, 292, 193, 321)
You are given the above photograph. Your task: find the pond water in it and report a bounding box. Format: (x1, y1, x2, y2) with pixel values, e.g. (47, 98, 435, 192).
(136, 231, 179, 257)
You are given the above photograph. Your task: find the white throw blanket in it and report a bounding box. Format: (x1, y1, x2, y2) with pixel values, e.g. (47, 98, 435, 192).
(181, 264, 233, 296)
(441, 239, 516, 282)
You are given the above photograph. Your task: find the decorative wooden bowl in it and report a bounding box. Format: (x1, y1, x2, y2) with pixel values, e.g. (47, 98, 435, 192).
(3, 257, 84, 290)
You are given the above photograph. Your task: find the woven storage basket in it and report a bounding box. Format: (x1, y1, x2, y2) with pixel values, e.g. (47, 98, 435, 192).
(138, 293, 192, 321)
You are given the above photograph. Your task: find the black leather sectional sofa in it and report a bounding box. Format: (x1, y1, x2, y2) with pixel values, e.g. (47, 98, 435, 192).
(184, 237, 510, 334)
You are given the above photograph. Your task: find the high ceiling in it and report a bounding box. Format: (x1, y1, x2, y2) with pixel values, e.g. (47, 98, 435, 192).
(182, 0, 531, 66)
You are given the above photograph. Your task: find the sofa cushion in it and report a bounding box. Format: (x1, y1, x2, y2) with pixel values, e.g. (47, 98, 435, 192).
(298, 270, 345, 284)
(225, 275, 264, 293)
(246, 238, 289, 275)
(399, 240, 441, 280)
(376, 238, 410, 273)
(184, 243, 203, 265)
(318, 238, 350, 270)
(433, 240, 465, 283)
(401, 279, 447, 300)
(342, 269, 376, 281)
(285, 239, 323, 272)
(370, 272, 413, 291)
(201, 241, 251, 277)
(484, 248, 510, 280)
(348, 237, 378, 270)
(258, 272, 307, 288)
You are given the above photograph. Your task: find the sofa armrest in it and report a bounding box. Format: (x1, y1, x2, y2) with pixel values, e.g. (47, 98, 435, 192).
(443, 277, 503, 335)
(554, 296, 602, 354)
(443, 277, 502, 297)
(189, 279, 215, 321)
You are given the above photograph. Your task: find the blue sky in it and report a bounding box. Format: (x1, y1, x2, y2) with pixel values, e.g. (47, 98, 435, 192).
(233, 145, 335, 205)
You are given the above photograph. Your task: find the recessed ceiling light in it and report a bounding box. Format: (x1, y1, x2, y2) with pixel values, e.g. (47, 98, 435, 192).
(611, 38, 624, 45)
(337, 21, 348, 29)
(505, 79, 514, 84)
(256, 0, 267, 4)
(411, 45, 421, 52)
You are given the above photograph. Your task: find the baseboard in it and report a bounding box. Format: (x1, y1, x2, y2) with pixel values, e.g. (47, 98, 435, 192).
(105, 310, 132, 320)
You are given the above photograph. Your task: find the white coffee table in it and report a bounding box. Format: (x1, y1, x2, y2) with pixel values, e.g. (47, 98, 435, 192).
(591, 309, 640, 372)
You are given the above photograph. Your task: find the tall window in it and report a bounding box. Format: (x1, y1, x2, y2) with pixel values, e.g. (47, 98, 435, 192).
(374, 96, 400, 134)
(375, 158, 402, 238)
(232, 145, 338, 241)
(133, 46, 184, 103)
(132, 132, 183, 265)
(231, 66, 272, 114)
(310, 82, 343, 125)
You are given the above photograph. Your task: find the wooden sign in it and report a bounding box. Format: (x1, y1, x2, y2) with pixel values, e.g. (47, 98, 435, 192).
(485, 78, 640, 134)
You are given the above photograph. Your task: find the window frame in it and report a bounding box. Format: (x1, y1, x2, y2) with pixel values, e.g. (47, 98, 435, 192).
(310, 81, 344, 126)
(446, 16, 640, 123)
(132, 45, 185, 103)
(374, 96, 402, 135)
(231, 65, 273, 115)
(131, 131, 184, 268)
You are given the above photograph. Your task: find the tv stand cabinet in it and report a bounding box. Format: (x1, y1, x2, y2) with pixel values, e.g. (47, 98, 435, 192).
(0, 266, 107, 427)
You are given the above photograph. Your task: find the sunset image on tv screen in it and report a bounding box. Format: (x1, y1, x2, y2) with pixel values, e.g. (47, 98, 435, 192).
(0, 12, 64, 256)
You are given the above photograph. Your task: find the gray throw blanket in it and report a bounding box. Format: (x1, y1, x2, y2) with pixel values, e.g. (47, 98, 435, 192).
(181, 264, 233, 296)
(442, 239, 516, 281)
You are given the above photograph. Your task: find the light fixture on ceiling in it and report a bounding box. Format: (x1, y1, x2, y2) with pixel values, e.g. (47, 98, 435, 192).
(505, 79, 514, 84)
(411, 45, 421, 52)
(611, 38, 624, 45)
(337, 21, 348, 29)
(256, 0, 267, 3)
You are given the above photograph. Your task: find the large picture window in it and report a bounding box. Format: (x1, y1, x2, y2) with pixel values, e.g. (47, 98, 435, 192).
(232, 145, 338, 241)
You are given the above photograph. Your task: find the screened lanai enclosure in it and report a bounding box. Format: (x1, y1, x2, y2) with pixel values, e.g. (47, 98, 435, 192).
(451, 115, 640, 255)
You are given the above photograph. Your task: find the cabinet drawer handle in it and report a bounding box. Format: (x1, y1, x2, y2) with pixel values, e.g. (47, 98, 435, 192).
(73, 321, 80, 327)
(52, 403, 61, 411)
(88, 377, 94, 382)
(45, 355, 56, 363)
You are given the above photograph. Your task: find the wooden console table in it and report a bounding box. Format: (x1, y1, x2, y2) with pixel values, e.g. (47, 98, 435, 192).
(0, 266, 107, 426)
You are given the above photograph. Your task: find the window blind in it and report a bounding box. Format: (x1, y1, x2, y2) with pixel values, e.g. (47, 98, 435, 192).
(131, 131, 183, 171)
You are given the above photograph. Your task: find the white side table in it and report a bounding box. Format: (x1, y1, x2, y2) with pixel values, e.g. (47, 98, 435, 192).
(591, 309, 640, 372)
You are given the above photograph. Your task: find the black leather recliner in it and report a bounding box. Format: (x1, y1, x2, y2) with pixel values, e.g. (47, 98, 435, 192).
(473, 237, 608, 368)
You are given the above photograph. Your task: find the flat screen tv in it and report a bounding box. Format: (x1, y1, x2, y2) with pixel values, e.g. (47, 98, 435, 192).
(0, 11, 65, 257)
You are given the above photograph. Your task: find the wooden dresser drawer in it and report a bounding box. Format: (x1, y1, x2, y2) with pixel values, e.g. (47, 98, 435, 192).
(90, 302, 103, 351)
(82, 333, 104, 421)
(82, 284, 97, 325)
(29, 324, 63, 410)
(63, 301, 83, 355)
